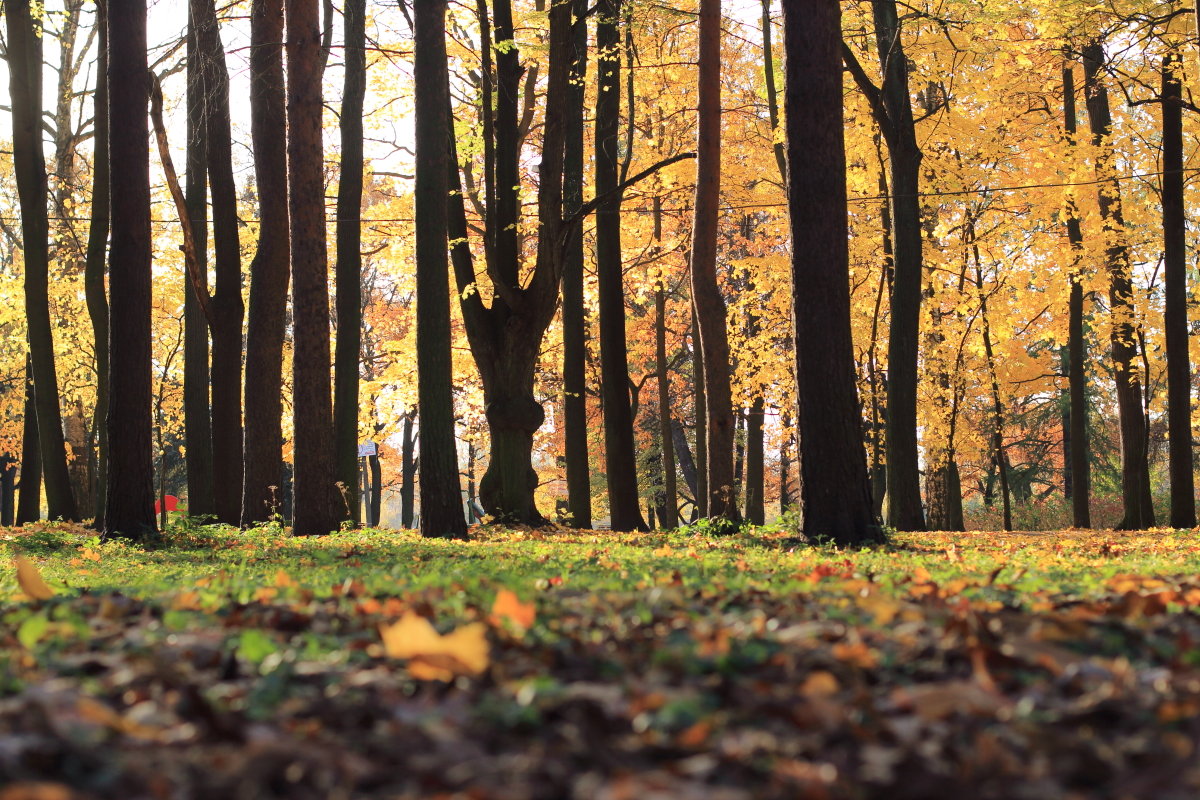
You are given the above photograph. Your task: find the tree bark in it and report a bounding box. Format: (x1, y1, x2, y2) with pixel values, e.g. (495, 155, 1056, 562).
(16, 360, 41, 524)
(85, 0, 111, 527)
(561, 0, 592, 529)
(334, 0, 366, 525)
(1063, 64, 1091, 529)
(782, 0, 881, 545)
(1162, 50, 1195, 528)
(183, 7, 215, 520)
(0, 457, 15, 526)
(104, 0, 157, 541)
(400, 409, 416, 528)
(595, 0, 646, 532)
(287, 0, 341, 535)
(1082, 40, 1154, 530)
(415, 0, 467, 539)
(241, 0, 291, 526)
(7, 0, 79, 522)
(689, 0, 738, 527)
(691, 307, 708, 518)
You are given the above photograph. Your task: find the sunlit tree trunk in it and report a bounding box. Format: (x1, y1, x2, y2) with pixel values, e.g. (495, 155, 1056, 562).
(241, 0, 290, 526)
(782, 0, 881, 545)
(104, 0, 156, 541)
(1082, 40, 1154, 530)
(334, 0, 366, 525)
(7, 0, 78, 522)
(287, 0, 341, 535)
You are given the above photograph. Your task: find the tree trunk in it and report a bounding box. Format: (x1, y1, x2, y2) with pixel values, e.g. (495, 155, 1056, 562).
(1162, 50, 1195, 528)
(400, 409, 416, 528)
(85, 2, 111, 527)
(689, 0, 738, 527)
(779, 412, 793, 512)
(691, 306, 708, 518)
(655, 272, 678, 529)
(16, 361, 41, 524)
(1063, 64, 1091, 529)
(415, 0, 467, 539)
(7, 0, 78, 522)
(0, 457, 15, 526)
(287, 0, 341, 535)
(782, 0, 881, 545)
(369, 453, 382, 525)
(183, 11, 215, 520)
(194, 0, 245, 526)
(561, 0, 591, 529)
(241, 0, 290, 526)
(334, 0, 366, 526)
(1082, 40, 1154, 530)
(744, 399, 765, 525)
(104, 0, 157, 541)
(595, 0, 646, 532)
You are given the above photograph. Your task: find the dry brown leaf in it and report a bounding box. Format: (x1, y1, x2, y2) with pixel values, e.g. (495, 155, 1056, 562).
(800, 670, 840, 697)
(380, 611, 489, 681)
(490, 588, 536, 631)
(14, 556, 55, 601)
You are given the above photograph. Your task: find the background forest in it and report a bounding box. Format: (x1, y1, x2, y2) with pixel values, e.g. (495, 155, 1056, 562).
(1, 0, 1200, 535)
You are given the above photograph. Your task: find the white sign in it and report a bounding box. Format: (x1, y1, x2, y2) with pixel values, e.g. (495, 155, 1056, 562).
(357, 442, 378, 457)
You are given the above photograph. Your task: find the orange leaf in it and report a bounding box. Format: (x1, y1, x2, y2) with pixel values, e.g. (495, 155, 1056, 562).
(490, 588, 536, 631)
(14, 556, 55, 601)
(379, 612, 489, 681)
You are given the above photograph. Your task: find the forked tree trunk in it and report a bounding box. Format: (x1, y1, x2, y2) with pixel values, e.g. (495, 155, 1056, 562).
(241, 0, 291, 526)
(334, 0, 366, 525)
(1082, 40, 1154, 530)
(287, 0, 341, 534)
(689, 0, 739, 527)
(7, 0, 78, 522)
(782, 0, 881, 545)
(104, 0, 157, 541)
(415, 0, 467, 539)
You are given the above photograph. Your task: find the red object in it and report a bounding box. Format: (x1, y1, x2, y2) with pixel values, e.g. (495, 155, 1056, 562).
(154, 494, 180, 514)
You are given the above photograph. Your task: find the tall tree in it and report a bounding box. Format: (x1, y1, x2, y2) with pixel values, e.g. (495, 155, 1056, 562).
(415, 0, 467, 539)
(241, 0, 291, 526)
(843, 0, 926, 531)
(595, 0, 647, 531)
(1062, 63, 1091, 529)
(193, 0, 245, 526)
(561, 0, 592, 529)
(104, 0, 156, 541)
(1161, 50, 1195, 528)
(7, 0, 79, 522)
(654, 199, 678, 529)
(16, 360, 40, 524)
(183, 4, 215, 520)
(287, 0, 341, 534)
(85, 0, 111, 526)
(1081, 40, 1154, 530)
(690, 0, 739, 526)
(334, 0, 366, 525)
(782, 0, 881, 545)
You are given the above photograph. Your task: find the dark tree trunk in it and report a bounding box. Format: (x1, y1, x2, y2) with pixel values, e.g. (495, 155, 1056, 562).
(979, 278, 1012, 532)
(183, 7, 215, 520)
(782, 0, 881, 545)
(562, 0, 592, 529)
(369, 453, 382, 525)
(16, 361, 40, 524)
(655, 267, 678, 529)
(1162, 50, 1195, 528)
(334, 0, 366, 525)
(689, 0, 738, 527)
(670, 416, 699, 507)
(287, 0, 341, 535)
(1082, 40, 1154, 530)
(779, 411, 793, 512)
(691, 307, 708, 518)
(595, 0, 646, 532)
(0, 457, 15, 526)
(1063, 64, 1091, 529)
(85, 2, 110, 527)
(415, 0, 467, 539)
(241, 0, 290, 526)
(745, 399, 765, 525)
(104, 0, 157, 541)
(400, 409, 416, 528)
(7, 0, 78, 522)
(194, 0, 245, 526)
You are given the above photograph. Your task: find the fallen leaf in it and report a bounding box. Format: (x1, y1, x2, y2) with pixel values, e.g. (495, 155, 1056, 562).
(490, 588, 536, 631)
(380, 611, 489, 681)
(15, 556, 55, 601)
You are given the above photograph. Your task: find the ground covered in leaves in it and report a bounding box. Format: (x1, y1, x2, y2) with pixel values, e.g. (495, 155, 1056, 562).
(2, 522, 1200, 799)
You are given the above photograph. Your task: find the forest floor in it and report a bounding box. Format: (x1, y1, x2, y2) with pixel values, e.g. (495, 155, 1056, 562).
(1, 522, 1199, 799)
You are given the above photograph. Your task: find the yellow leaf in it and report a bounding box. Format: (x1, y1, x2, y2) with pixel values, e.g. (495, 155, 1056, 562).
(15, 556, 55, 601)
(490, 588, 536, 631)
(379, 612, 489, 681)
